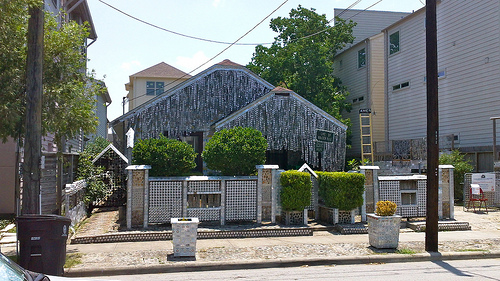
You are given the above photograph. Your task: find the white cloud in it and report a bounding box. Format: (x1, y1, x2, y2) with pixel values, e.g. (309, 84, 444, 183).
(121, 60, 141, 71)
(174, 51, 211, 75)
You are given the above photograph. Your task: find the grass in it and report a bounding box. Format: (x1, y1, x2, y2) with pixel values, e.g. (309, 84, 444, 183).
(0, 219, 15, 231)
(458, 249, 488, 252)
(396, 248, 418, 255)
(64, 253, 83, 268)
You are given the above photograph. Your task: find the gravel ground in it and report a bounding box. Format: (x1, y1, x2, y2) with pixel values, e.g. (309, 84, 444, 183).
(69, 206, 500, 269)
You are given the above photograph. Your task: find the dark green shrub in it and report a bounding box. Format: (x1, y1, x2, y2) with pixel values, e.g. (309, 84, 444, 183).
(132, 135, 197, 177)
(318, 172, 365, 210)
(76, 137, 110, 214)
(280, 171, 312, 211)
(202, 127, 267, 176)
(439, 150, 474, 202)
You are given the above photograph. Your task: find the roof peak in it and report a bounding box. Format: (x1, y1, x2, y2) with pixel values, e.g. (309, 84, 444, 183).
(131, 62, 191, 78)
(216, 59, 242, 67)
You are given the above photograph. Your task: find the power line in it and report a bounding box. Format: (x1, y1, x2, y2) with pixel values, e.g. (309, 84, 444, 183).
(124, 0, 289, 105)
(122, 0, 379, 107)
(98, 0, 272, 46)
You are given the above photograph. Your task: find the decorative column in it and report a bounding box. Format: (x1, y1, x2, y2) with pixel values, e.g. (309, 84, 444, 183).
(439, 165, 454, 219)
(126, 165, 151, 229)
(360, 166, 380, 222)
(256, 165, 279, 224)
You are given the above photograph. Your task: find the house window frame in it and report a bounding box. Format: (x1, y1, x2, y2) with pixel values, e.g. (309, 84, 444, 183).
(392, 81, 410, 92)
(146, 81, 165, 96)
(358, 48, 366, 69)
(389, 31, 400, 55)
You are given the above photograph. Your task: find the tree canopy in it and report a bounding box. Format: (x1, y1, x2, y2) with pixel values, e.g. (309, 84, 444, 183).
(0, 0, 103, 145)
(247, 6, 355, 122)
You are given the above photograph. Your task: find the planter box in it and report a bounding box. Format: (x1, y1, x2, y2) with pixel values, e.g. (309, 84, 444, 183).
(281, 210, 307, 225)
(318, 206, 356, 225)
(367, 214, 401, 249)
(171, 217, 199, 257)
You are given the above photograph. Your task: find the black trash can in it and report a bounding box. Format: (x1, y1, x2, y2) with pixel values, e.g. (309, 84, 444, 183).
(17, 214, 71, 276)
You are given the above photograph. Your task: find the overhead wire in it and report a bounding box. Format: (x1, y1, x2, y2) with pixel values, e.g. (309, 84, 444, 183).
(123, 0, 289, 106)
(119, 0, 385, 107)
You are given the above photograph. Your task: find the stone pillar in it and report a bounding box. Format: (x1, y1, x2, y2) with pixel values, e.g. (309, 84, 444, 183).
(439, 165, 454, 219)
(256, 165, 279, 224)
(126, 165, 151, 229)
(360, 166, 380, 222)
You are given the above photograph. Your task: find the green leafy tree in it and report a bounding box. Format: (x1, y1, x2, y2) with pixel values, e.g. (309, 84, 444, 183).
(247, 6, 355, 122)
(132, 136, 197, 177)
(76, 137, 110, 214)
(202, 127, 267, 176)
(0, 1, 101, 145)
(439, 150, 474, 202)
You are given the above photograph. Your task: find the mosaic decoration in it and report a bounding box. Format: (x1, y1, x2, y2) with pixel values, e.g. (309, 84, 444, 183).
(171, 218, 199, 257)
(148, 181, 183, 223)
(187, 208, 220, 221)
(368, 214, 401, 249)
(225, 180, 258, 221)
(338, 210, 355, 224)
(282, 210, 305, 225)
(118, 69, 273, 139)
(216, 94, 347, 171)
(188, 180, 220, 193)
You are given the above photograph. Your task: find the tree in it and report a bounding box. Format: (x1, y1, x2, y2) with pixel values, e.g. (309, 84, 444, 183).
(439, 150, 474, 202)
(202, 127, 267, 176)
(247, 6, 356, 122)
(0, 1, 101, 144)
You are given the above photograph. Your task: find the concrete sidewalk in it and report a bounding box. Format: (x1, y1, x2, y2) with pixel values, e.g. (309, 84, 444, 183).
(1, 207, 499, 277)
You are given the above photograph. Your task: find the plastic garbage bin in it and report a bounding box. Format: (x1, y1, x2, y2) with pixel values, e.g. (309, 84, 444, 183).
(171, 217, 199, 257)
(17, 214, 71, 276)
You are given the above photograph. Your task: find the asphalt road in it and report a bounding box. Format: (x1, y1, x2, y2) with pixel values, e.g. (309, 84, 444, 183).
(90, 258, 500, 281)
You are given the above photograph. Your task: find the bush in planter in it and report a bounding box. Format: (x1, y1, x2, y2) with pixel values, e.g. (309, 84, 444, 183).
(202, 127, 267, 176)
(132, 135, 197, 177)
(375, 200, 397, 216)
(317, 172, 365, 210)
(280, 171, 312, 211)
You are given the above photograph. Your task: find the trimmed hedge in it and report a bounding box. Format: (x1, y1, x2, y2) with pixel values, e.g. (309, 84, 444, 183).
(202, 127, 267, 176)
(132, 135, 197, 177)
(280, 170, 312, 211)
(317, 172, 365, 210)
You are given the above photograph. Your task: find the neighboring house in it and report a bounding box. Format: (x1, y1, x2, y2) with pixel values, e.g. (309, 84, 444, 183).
(0, 0, 99, 215)
(125, 62, 191, 111)
(335, 1, 500, 172)
(333, 9, 411, 159)
(86, 80, 112, 142)
(111, 60, 347, 173)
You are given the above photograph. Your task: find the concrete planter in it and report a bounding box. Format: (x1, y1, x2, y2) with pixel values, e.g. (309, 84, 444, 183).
(281, 210, 307, 225)
(171, 217, 199, 257)
(367, 214, 401, 249)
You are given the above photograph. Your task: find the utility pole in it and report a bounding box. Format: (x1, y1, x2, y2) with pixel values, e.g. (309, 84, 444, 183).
(425, 0, 439, 252)
(22, 4, 44, 214)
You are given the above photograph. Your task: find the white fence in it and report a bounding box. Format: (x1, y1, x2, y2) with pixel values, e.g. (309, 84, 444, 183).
(62, 179, 87, 227)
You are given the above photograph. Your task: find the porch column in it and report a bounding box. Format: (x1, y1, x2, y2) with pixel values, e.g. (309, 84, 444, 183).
(126, 165, 151, 229)
(256, 165, 279, 224)
(360, 165, 380, 222)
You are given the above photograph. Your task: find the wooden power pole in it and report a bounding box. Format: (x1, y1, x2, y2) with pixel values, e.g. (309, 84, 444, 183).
(425, 0, 439, 252)
(22, 4, 44, 214)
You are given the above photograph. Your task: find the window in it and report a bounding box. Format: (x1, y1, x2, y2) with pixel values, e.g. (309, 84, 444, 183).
(389, 31, 400, 55)
(392, 81, 410, 91)
(358, 48, 366, 68)
(352, 96, 364, 103)
(146, 81, 165, 96)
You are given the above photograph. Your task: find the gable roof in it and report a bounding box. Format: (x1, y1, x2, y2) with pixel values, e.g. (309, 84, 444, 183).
(130, 62, 191, 79)
(214, 87, 348, 130)
(92, 143, 128, 164)
(111, 59, 274, 126)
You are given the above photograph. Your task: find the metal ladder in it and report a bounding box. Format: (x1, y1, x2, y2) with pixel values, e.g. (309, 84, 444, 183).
(359, 109, 374, 164)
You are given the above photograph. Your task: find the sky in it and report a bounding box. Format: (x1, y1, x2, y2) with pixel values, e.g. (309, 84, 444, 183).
(86, 0, 425, 121)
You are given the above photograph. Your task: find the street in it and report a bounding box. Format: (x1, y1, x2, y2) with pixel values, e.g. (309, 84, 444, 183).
(91, 258, 500, 280)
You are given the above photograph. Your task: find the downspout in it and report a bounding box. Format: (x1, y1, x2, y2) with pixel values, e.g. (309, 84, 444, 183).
(383, 29, 390, 153)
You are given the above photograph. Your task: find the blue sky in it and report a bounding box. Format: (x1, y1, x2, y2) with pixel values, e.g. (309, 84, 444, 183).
(86, 0, 425, 121)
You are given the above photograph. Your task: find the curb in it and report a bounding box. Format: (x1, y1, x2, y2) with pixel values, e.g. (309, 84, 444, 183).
(63, 250, 500, 277)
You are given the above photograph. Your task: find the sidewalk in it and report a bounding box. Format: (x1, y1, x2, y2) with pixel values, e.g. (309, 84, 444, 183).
(1, 207, 499, 277)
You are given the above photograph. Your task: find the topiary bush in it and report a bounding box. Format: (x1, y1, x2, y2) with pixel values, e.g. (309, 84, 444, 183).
(202, 127, 267, 176)
(280, 171, 312, 211)
(317, 172, 365, 210)
(132, 135, 197, 177)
